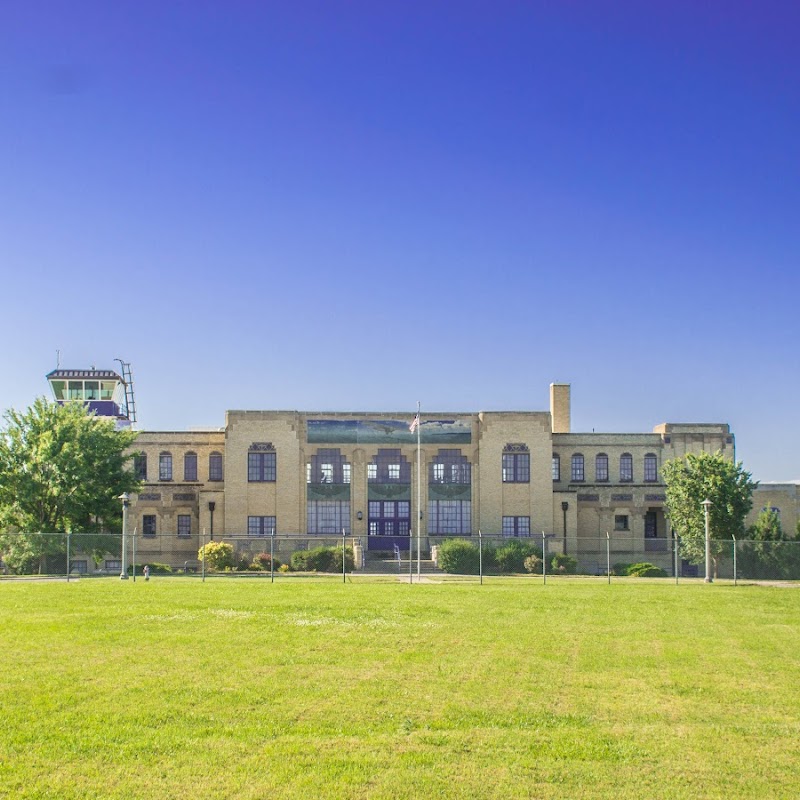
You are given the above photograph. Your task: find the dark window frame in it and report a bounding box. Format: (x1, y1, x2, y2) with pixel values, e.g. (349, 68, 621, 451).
(248, 516, 276, 537)
(571, 453, 585, 482)
(159, 452, 173, 481)
(644, 453, 658, 482)
(184, 451, 198, 482)
(209, 452, 223, 481)
(248, 451, 276, 482)
(134, 453, 147, 481)
(620, 453, 633, 483)
(595, 453, 609, 482)
(502, 452, 530, 483)
(142, 515, 157, 537)
(177, 515, 192, 538)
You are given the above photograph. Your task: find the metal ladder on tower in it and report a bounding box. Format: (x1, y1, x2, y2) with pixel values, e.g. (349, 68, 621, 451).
(115, 359, 137, 424)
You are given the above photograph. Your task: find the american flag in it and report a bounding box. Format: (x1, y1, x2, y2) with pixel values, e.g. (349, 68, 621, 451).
(409, 413, 419, 433)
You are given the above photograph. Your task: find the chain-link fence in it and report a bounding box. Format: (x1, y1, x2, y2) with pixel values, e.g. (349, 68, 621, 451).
(2, 530, 800, 583)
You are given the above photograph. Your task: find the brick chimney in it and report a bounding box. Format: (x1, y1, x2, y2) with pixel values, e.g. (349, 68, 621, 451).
(550, 383, 571, 433)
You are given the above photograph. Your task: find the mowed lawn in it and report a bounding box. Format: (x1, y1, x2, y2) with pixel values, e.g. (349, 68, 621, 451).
(1, 578, 799, 799)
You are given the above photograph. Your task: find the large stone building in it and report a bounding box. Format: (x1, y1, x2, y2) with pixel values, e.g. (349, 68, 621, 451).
(45, 370, 798, 573)
(124, 383, 773, 571)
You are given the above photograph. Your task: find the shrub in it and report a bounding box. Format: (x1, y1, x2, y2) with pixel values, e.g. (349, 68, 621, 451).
(550, 553, 578, 574)
(198, 541, 235, 571)
(626, 562, 667, 578)
(291, 546, 354, 572)
(234, 553, 251, 572)
(251, 552, 281, 571)
(523, 554, 543, 574)
(437, 539, 481, 574)
(612, 562, 632, 576)
(494, 540, 542, 573)
(290, 551, 309, 571)
(133, 562, 172, 575)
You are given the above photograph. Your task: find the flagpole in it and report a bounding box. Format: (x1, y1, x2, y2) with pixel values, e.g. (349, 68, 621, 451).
(416, 400, 421, 582)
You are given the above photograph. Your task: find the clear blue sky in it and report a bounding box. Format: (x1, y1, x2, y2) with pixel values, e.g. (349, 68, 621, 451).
(1, 2, 798, 481)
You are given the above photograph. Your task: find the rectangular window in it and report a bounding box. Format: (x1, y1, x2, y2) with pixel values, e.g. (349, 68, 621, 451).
(209, 453, 223, 481)
(388, 464, 400, 481)
(134, 453, 147, 481)
(105, 559, 121, 572)
(502, 516, 531, 536)
(552, 455, 560, 481)
(159, 453, 173, 481)
(644, 455, 658, 482)
(184, 453, 198, 482)
(502, 453, 530, 483)
(307, 501, 351, 534)
(620, 455, 633, 482)
(70, 560, 88, 574)
(248, 516, 276, 536)
(248, 452, 276, 482)
(367, 464, 377, 481)
(428, 500, 471, 535)
(595, 455, 609, 482)
(614, 515, 629, 531)
(177, 515, 192, 537)
(571, 455, 584, 482)
(142, 515, 157, 537)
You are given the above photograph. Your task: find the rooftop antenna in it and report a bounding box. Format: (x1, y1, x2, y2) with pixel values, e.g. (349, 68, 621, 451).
(56, 349, 61, 369)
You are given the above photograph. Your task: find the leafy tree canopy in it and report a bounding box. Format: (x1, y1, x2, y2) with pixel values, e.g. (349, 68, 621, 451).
(0, 398, 139, 572)
(662, 450, 757, 564)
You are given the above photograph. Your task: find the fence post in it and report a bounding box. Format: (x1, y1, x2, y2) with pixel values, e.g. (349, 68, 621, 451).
(479, 529, 483, 585)
(732, 534, 737, 586)
(201, 529, 206, 583)
(674, 534, 679, 586)
(271, 528, 275, 584)
(132, 528, 137, 582)
(409, 530, 413, 584)
(606, 531, 610, 585)
(66, 531, 70, 583)
(542, 531, 547, 586)
(342, 528, 346, 584)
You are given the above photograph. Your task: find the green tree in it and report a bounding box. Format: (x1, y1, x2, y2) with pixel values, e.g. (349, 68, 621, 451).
(739, 508, 800, 580)
(0, 398, 139, 573)
(661, 451, 757, 569)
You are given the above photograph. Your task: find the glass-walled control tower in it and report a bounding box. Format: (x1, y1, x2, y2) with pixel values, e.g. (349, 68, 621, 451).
(47, 365, 136, 427)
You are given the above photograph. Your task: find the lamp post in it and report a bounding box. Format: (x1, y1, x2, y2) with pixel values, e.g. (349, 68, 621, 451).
(561, 501, 569, 554)
(208, 501, 216, 540)
(119, 493, 130, 580)
(702, 498, 712, 583)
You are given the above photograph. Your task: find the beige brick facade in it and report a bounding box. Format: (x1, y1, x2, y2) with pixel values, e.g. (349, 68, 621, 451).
(124, 384, 799, 572)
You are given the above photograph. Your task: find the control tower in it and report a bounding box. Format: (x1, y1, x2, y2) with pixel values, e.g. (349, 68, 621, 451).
(46, 360, 137, 427)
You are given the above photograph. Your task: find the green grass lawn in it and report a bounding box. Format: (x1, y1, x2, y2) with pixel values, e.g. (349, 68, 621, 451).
(1, 577, 798, 799)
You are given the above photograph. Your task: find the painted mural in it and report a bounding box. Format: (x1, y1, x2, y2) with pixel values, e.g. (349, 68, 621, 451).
(307, 419, 471, 445)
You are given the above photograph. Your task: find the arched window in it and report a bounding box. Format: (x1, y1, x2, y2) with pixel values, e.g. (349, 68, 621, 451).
(184, 451, 197, 482)
(644, 453, 658, 482)
(159, 452, 173, 481)
(595, 453, 609, 482)
(571, 453, 584, 482)
(620, 453, 633, 482)
(552, 454, 561, 482)
(209, 452, 223, 482)
(133, 452, 147, 481)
